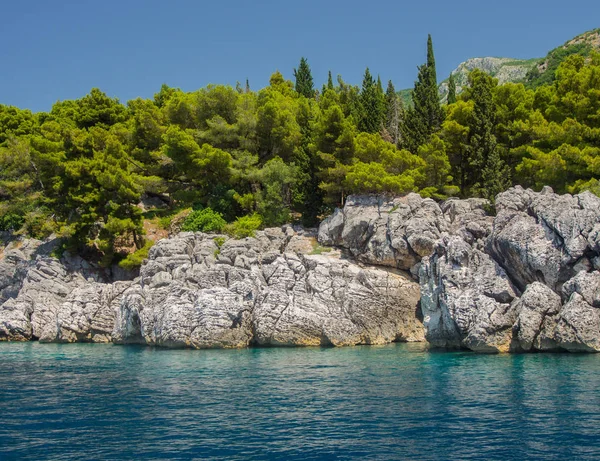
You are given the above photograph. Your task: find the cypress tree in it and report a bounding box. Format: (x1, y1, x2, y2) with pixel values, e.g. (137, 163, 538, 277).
(322, 71, 334, 97)
(294, 57, 314, 98)
(401, 34, 444, 153)
(447, 73, 457, 104)
(358, 68, 384, 133)
(376, 75, 386, 130)
(423, 34, 444, 132)
(384, 80, 402, 145)
(467, 69, 510, 199)
(427, 34, 437, 86)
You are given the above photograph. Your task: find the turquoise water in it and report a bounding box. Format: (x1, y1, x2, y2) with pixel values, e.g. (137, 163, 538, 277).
(1, 343, 600, 460)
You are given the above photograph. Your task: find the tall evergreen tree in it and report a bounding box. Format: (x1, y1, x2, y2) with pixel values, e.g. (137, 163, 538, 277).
(376, 76, 384, 94)
(358, 68, 384, 133)
(467, 70, 510, 199)
(401, 35, 444, 153)
(447, 73, 457, 104)
(294, 57, 314, 98)
(426, 34, 437, 86)
(383, 80, 402, 145)
(376, 75, 386, 130)
(327, 71, 334, 91)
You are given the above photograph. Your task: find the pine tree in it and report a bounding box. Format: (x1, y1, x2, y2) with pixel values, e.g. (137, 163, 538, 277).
(358, 68, 384, 133)
(327, 71, 334, 91)
(294, 57, 314, 98)
(401, 35, 444, 153)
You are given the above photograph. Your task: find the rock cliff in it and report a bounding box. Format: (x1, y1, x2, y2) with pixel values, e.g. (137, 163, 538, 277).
(112, 227, 423, 347)
(1, 186, 599, 352)
(318, 186, 600, 352)
(0, 227, 423, 347)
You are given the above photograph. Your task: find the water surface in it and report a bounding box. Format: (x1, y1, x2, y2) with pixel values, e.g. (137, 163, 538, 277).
(1, 342, 600, 460)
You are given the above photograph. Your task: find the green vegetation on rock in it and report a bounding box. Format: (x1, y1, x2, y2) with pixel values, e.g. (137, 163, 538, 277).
(181, 208, 227, 233)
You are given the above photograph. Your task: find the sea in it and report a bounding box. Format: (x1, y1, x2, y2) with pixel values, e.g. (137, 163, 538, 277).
(1, 342, 600, 460)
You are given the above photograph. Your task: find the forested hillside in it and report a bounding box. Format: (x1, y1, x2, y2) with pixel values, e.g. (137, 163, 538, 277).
(1, 33, 599, 267)
(526, 28, 600, 87)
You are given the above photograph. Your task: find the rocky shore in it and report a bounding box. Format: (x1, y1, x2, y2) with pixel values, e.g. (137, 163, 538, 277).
(1, 186, 599, 352)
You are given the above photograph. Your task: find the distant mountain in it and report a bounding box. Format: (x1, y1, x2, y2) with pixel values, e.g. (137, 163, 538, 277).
(438, 57, 539, 102)
(399, 28, 600, 105)
(524, 28, 600, 87)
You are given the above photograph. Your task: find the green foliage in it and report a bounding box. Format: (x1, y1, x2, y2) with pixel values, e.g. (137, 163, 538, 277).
(254, 157, 298, 226)
(0, 212, 24, 232)
(3, 37, 600, 261)
(294, 57, 314, 98)
(383, 80, 402, 145)
(310, 240, 333, 255)
(417, 135, 452, 194)
(526, 40, 595, 88)
(358, 68, 385, 133)
(181, 208, 227, 233)
(118, 240, 154, 270)
(402, 35, 445, 153)
(447, 74, 457, 105)
(73, 88, 128, 129)
(225, 213, 262, 239)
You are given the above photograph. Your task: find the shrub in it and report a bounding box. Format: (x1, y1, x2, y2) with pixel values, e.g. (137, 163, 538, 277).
(225, 213, 262, 239)
(22, 210, 56, 239)
(213, 236, 226, 247)
(181, 208, 226, 233)
(0, 212, 24, 232)
(118, 240, 154, 270)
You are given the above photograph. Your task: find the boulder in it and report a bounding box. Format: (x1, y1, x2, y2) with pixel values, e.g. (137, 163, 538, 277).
(513, 282, 562, 352)
(419, 235, 518, 352)
(554, 271, 600, 352)
(488, 186, 600, 292)
(318, 194, 448, 271)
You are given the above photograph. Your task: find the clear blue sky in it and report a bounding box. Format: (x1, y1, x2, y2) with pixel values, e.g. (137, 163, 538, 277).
(1, 0, 598, 112)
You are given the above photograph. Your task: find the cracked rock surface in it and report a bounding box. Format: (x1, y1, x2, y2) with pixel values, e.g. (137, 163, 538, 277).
(419, 235, 518, 352)
(112, 227, 424, 348)
(0, 238, 131, 343)
(2, 186, 599, 353)
(419, 187, 600, 352)
(318, 194, 451, 272)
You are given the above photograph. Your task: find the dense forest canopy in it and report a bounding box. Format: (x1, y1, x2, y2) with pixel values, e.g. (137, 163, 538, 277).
(1, 36, 599, 267)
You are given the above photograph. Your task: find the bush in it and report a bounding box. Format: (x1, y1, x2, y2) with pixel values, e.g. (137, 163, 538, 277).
(225, 213, 262, 239)
(118, 240, 154, 270)
(213, 236, 226, 247)
(181, 208, 226, 233)
(23, 210, 56, 239)
(0, 212, 24, 232)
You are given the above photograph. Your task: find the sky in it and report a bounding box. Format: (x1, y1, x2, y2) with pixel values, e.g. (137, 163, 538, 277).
(1, 0, 599, 113)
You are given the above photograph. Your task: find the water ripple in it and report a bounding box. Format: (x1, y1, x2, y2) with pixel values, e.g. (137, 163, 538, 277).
(1, 343, 600, 460)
